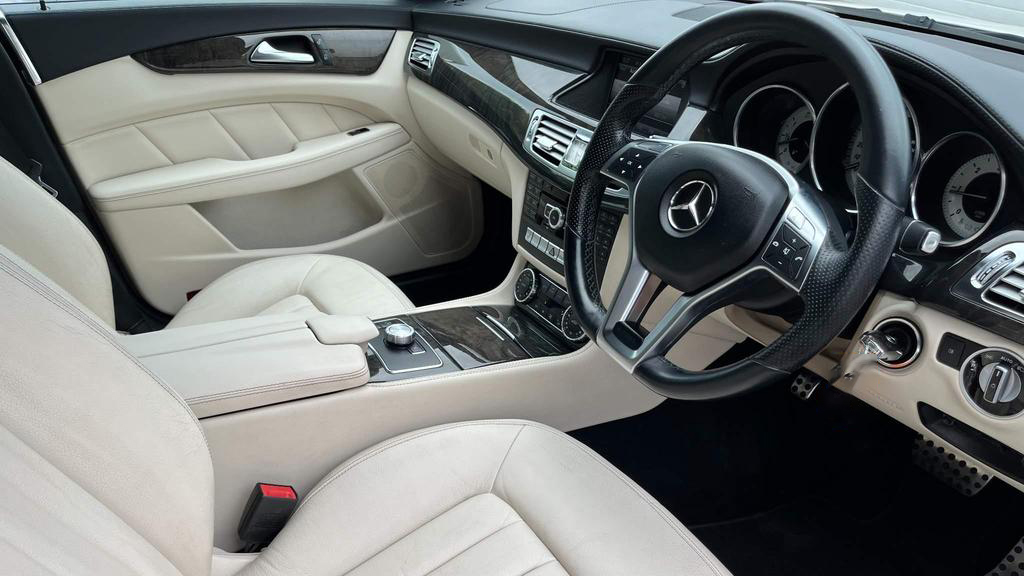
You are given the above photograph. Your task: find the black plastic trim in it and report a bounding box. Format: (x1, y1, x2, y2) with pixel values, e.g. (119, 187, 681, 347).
(919, 402, 1024, 485)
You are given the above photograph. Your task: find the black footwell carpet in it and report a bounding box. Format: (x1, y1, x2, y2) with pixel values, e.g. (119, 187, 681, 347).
(691, 499, 901, 576)
(572, 365, 1024, 576)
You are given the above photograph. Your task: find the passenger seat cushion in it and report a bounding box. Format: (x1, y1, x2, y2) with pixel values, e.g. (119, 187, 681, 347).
(240, 420, 730, 576)
(167, 254, 414, 329)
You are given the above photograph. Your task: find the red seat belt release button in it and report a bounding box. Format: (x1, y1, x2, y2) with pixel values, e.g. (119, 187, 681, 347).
(237, 483, 298, 547)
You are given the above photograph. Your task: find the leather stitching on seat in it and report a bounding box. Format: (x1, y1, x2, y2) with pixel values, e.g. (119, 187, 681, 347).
(293, 420, 725, 576)
(297, 421, 527, 510)
(516, 557, 558, 576)
(522, 425, 728, 576)
(418, 520, 532, 576)
(351, 259, 414, 309)
(0, 254, 213, 458)
(490, 425, 525, 493)
(294, 256, 324, 302)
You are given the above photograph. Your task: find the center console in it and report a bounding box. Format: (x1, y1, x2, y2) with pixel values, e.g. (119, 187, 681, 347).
(366, 169, 624, 382)
(367, 298, 586, 382)
(517, 171, 620, 277)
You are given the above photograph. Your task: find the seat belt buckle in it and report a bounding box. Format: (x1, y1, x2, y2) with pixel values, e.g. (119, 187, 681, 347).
(237, 483, 298, 550)
(28, 159, 59, 198)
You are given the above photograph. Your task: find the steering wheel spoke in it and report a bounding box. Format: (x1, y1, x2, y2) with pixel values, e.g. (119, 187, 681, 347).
(601, 253, 762, 372)
(599, 139, 676, 191)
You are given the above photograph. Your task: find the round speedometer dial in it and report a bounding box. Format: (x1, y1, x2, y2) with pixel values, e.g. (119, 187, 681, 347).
(842, 127, 863, 195)
(810, 84, 920, 217)
(941, 153, 1001, 240)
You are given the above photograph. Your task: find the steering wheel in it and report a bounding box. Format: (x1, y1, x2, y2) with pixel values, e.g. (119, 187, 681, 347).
(565, 3, 912, 400)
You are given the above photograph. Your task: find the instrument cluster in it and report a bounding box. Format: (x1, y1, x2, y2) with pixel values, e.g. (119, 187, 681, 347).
(731, 81, 1008, 247)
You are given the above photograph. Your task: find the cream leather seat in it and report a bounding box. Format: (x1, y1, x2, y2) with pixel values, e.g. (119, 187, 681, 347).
(0, 245, 730, 576)
(0, 156, 413, 330)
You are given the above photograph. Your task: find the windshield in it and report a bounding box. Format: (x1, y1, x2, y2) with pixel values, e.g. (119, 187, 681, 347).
(776, 0, 1024, 40)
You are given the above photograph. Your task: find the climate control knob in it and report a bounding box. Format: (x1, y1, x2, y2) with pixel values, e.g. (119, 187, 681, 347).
(560, 307, 586, 343)
(514, 268, 537, 303)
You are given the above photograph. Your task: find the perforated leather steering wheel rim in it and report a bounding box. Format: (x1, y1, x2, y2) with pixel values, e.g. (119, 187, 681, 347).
(564, 3, 913, 399)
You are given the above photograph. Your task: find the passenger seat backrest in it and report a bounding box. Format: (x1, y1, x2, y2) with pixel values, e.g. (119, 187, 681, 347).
(0, 156, 115, 326)
(0, 247, 214, 575)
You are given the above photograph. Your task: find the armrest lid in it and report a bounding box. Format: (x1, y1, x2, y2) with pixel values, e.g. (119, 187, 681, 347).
(307, 315, 379, 346)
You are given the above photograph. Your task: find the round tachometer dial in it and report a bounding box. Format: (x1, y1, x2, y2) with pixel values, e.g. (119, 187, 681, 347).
(941, 153, 1001, 240)
(911, 132, 1005, 247)
(733, 84, 815, 175)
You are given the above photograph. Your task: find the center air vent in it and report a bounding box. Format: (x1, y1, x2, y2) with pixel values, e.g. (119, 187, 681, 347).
(529, 112, 576, 166)
(985, 264, 1024, 318)
(523, 110, 592, 179)
(408, 38, 439, 72)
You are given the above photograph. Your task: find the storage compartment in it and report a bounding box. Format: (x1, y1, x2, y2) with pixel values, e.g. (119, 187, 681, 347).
(121, 313, 374, 417)
(193, 172, 383, 249)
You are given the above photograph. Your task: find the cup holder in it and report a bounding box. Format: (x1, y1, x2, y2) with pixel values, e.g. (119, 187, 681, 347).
(873, 318, 922, 369)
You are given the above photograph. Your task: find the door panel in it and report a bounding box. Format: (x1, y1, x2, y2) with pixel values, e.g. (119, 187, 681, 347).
(31, 29, 481, 314)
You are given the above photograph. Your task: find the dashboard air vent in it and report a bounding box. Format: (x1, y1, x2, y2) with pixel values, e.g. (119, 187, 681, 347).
(986, 265, 1024, 318)
(529, 113, 578, 167)
(408, 38, 439, 72)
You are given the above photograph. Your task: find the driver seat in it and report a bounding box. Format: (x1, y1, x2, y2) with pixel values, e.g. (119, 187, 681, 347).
(0, 156, 414, 330)
(0, 243, 730, 575)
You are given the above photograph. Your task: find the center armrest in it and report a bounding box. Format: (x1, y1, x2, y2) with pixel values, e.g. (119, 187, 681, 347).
(120, 314, 378, 418)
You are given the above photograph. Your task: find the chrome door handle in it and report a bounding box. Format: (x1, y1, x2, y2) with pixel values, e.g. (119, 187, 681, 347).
(249, 40, 314, 64)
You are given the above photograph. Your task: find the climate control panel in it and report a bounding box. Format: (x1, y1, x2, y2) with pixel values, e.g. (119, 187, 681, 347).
(514, 265, 586, 344)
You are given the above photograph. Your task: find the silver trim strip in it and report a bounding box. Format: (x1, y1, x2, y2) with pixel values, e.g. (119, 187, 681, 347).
(0, 8, 40, 86)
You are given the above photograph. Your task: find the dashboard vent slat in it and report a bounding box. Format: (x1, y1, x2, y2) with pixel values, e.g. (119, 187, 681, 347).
(408, 38, 439, 72)
(529, 113, 577, 167)
(985, 265, 1024, 318)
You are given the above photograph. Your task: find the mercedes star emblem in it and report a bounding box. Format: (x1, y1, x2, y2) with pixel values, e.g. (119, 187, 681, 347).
(667, 180, 717, 233)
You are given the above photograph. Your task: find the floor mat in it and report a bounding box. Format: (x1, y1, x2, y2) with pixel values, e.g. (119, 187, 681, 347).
(691, 499, 901, 576)
(572, 364, 1024, 576)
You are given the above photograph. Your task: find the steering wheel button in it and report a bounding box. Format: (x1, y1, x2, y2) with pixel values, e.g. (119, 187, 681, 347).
(787, 209, 807, 229)
(781, 224, 809, 251)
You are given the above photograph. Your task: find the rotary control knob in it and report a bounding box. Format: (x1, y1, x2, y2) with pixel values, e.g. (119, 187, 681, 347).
(960, 348, 1024, 417)
(560, 307, 586, 343)
(383, 322, 416, 347)
(514, 268, 537, 303)
(546, 206, 565, 231)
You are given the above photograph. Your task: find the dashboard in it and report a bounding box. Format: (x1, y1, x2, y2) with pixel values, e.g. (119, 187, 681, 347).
(405, 0, 1024, 493)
